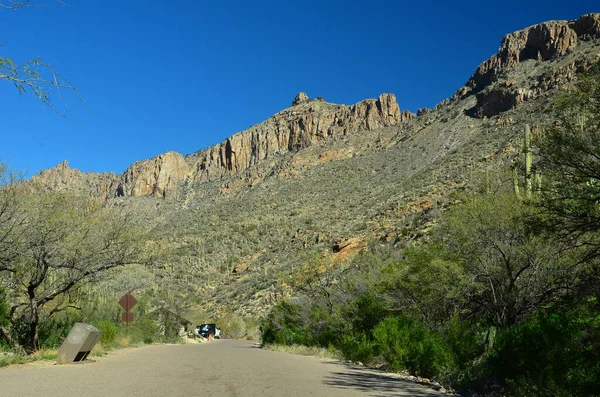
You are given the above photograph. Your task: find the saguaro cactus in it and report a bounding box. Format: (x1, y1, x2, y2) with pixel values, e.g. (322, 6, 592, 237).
(524, 124, 533, 199)
(512, 124, 535, 199)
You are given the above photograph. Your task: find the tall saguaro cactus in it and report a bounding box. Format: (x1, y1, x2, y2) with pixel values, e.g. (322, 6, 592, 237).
(513, 124, 535, 199)
(524, 124, 533, 199)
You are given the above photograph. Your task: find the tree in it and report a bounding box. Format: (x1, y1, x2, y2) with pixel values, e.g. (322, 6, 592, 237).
(535, 61, 600, 264)
(439, 192, 581, 328)
(0, 187, 147, 352)
(0, 164, 23, 274)
(1, 1, 77, 113)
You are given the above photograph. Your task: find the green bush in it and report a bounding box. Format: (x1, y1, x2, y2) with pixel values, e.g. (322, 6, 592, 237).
(373, 316, 451, 379)
(338, 333, 377, 364)
(260, 301, 314, 346)
(441, 316, 486, 386)
(122, 317, 160, 344)
(96, 320, 119, 349)
(350, 294, 388, 338)
(486, 303, 600, 396)
(37, 319, 70, 348)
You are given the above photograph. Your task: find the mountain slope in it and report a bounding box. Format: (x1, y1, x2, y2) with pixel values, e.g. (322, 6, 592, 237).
(30, 13, 600, 317)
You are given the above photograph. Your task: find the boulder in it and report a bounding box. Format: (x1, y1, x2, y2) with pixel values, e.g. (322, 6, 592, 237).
(292, 92, 309, 106)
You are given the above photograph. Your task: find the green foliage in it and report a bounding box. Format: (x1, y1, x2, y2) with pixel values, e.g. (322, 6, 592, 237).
(218, 311, 260, 339)
(120, 317, 161, 345)
(348, 294, 388, 338)
(0, 286, 8, 327)
(260, 301, 314, 346)
(382, 245, 466, 326)
(441, 192, 577, 327)
(96, 320, 119, 349)
(338, 333, 377, 364)
(0, 189, 147, 352)
(37, 319, 70, 349)
(535, 60, 600, 262)
(373, 316, 451, 379)
(487, 302, 600, 396)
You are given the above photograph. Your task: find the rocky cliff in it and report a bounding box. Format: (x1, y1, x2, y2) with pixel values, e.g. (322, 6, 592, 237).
(115, 151, 189, 199)
(32, 13, 600, 199)
(464, 13, 600, 95)
(36, 93, 414, 199)
(31, 160, 116, 200)
(188, 93, 414, 184)
(451, 13, 600, 118)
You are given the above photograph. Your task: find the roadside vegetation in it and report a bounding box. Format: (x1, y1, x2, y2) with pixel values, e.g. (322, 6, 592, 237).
(260, 64, 600, 396)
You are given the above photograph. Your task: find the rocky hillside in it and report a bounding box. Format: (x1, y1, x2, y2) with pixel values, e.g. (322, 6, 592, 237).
(33, 93, 415, 199)
(29, 13, 600, 317)
(33, 14, 600, 201)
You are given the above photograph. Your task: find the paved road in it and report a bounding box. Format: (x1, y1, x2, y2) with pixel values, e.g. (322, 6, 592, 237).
(0, 340, 441, 397)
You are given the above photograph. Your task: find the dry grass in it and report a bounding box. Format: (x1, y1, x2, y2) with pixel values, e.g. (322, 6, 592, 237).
(263, 344, 343, 361)
(117, 336, 130, 348)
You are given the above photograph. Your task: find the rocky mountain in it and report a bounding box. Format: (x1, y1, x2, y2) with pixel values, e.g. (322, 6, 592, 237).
(29, 13, 600, 317)
(34, 14, 600, 202)
(33, 93, 415, 199)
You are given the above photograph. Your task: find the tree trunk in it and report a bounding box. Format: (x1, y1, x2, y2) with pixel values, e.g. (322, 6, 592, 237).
(0, 324, 22, 351)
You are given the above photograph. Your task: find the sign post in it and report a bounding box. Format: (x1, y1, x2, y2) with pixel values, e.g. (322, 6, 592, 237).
(118, 292, 137, 325)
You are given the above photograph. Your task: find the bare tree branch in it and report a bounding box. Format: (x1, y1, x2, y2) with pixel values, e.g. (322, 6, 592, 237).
(0, 57, 80, 115)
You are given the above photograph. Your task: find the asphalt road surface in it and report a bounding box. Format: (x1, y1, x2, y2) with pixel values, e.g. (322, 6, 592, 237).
(0, 340, 442, 397)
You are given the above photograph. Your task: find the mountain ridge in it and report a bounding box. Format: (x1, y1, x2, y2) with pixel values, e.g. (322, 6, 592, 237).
(31, 13, 600, 203)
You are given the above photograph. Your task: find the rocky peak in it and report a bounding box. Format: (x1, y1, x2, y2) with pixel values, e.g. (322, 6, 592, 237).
(292, 92, 309, 106)
(189, 93, 414, 184)
(31, 160, 117, 199)
(463, 13, 600, 95)
(33, 160, 75, 186)
(116, 151, 189, 199)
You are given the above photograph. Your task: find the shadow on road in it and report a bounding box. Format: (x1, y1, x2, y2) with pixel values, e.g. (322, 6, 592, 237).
(322, 362, 438, 396)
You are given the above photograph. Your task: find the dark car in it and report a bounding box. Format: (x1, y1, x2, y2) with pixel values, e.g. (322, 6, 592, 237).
(196, 323, 221, 339)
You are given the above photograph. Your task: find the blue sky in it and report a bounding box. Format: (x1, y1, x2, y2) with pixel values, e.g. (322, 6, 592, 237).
(1, 1, 598, 176)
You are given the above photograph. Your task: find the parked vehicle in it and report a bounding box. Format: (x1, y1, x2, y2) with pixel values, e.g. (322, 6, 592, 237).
(195, 323, 221, 339)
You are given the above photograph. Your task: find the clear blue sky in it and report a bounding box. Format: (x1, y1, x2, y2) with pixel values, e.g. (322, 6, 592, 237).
(1, 1, 598, 176)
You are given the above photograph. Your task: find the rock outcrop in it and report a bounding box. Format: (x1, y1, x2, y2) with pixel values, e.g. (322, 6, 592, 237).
(34, 93, 412, 200)
(189, 93, 414, 183)
(463, 13, 600, 95)
(456, 13, 600, 118)
(31, 160, 117, 200)
(475, 84, 535, 118)
(292, 92, 309, 106)
(116, 151, 189, 198)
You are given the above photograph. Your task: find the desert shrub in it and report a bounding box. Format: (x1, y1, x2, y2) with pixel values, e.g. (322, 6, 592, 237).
(0, 287, 8, 328)
(486, 302, 600, 397)
(373, 316, 451, 379)
(96, 320, 119, 349)
(37, 319, 71, 348)
(349, 294, 388, 338)
(117, 336, 130, 348)
(260, 301, 314, 346)
(437, 316, 486, 386)
(338, 333, 377, 364)
(219, 312, 260, 339)
(124, 317, 160, 344)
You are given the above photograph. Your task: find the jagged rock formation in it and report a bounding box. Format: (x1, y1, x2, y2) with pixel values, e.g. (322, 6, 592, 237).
(31, 160, 116, 199)
(187, 93, 413, 183)
(33, 93, 413, 199)
(453, 13, 600, 118)
(292, 92, 309, 106)
(465, 14, 599, 94)
(116, 151, 189, 198)
(31, 13, 600, 200)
